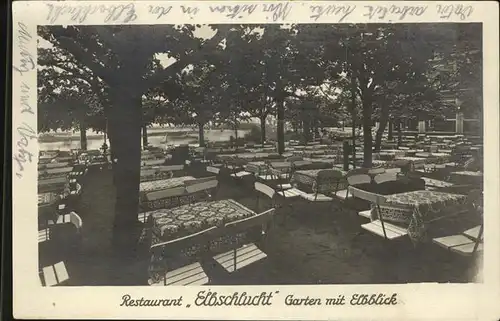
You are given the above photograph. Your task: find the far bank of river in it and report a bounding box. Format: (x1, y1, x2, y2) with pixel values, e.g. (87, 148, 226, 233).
(38, 128, 250, 151)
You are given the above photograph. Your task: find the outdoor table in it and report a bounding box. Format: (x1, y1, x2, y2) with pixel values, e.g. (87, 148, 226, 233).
(38, 176, 69, 193)
(147, 199, 256, 283)
(370, 190, 467, 243)
(38, 192, 64, 223)
(140, 176, 196, 193)
(291, 169, 347, 194)
(450, 171, 483, 185)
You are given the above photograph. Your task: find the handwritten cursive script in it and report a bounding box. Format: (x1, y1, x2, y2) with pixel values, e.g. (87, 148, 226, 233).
(436, 4, 473, 20)
(45, 3, 137, 23)
(309, 4, 356, 22)
(14, 122, 37, 179)
(13, 22, 35, 76)
(364, 4, 427, 21)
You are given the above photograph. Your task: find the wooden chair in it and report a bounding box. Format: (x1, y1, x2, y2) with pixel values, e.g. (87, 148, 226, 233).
(39, 261, 70, 286)
(148, 227, 221, 286)
(47, 211, 83, 232)
(228, 158, 252, 180)
(349, 186, 409, 241)
(300, 169, 344, 202)
(432, 189, 484, 256)
(185, 179, 219, 203)
(334, 174, 371, 201)
(212, 209, 275, 274)
(141, 186, 186, 214)
(432, 224, 483, 256)
(254, 182, 276, 213)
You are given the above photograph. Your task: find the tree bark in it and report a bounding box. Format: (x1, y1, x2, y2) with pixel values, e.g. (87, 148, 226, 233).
(362, 96, 373, 168)
(276, 97, 285, 155)
(198, 122, 205, 147)
(374, 107, 389, 152)
(80, 121, 88, 151)
(142, 124, 148, 150)
(350, 77, 357, 168)
(260, 115, 266, 145)
(108, 89, 143, 255)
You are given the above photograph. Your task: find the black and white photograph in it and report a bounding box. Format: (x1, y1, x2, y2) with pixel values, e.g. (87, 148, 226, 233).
(35, 21, 485, 287)
(11, 1, 500, 319)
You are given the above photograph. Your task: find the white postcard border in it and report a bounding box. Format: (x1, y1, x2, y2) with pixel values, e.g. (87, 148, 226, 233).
(11, 1, 500, 319)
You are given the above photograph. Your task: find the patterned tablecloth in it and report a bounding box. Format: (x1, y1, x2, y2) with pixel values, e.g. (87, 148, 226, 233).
(38, 192, 59, 206)
(371, 190, 467, 243)
(139, 176, 196, 193)
(291, 169, 347, 194)
(450, 171, 483, 185)
(149, 199, 255, 242)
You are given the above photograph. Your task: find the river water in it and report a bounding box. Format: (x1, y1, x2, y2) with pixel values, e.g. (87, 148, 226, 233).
(38, 129, 250, 151)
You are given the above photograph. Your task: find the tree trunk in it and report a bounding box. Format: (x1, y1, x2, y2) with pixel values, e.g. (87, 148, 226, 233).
(350, 77, 357, 168)
(388, 120, 393, 141)
(260, 115, 266, 145)
(374, 107, 389, 152)
(108, 90, 143, 255)
(276, 97, 285, 155)
(362, 97, 373, 168)
(198, 122, 205, 147)
(80, 121, 87, 151)
(142, 125, 148, 150)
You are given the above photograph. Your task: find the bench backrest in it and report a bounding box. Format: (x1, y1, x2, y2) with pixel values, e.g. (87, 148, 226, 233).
(347, 174, 371, 186)
(145, 186, 186, 202)
(254, 182, 275, 200)
(185, 179, 219, 194)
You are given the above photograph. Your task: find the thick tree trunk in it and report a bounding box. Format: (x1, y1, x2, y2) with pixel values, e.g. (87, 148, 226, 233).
(260, 115, 266, 145)
(198, 122, 205, 147)
(374, 107, 389, 152)
(362, 97, 373, 168)
(80, 121, 87, 151)
(142, 125, 148, 150)
(276, 97, 285, 154)
(108, 90, 143, 255)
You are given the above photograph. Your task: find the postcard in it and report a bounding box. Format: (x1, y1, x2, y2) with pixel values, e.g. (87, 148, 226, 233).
(11, 1, 500, 319)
